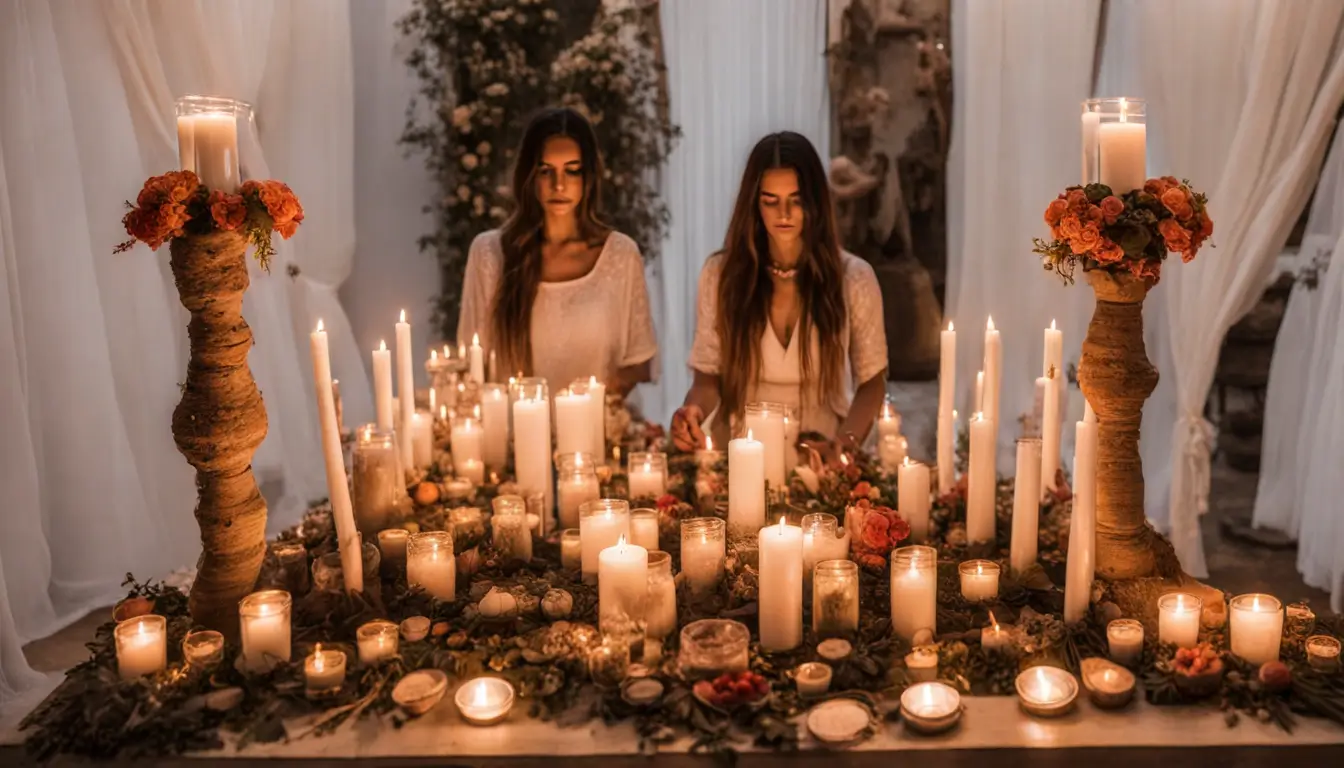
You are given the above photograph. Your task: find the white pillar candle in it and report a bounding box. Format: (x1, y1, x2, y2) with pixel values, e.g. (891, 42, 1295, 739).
(1010, 437, 1043, 574)
(628, 452, 667, 499)
(488, 349, 498, 383)
(878, 402, 902, 442)
(758, 517, 804, 652)
(115, 615, 167, 680)
(356, 620, 399, 665)
(451, 415, 484, 476)
(554, 388, 595, 458)
(878, 434, 908, 473)
(410, 410, 433, 469)
(1158, 593, 1201, 648)
(680, 517, 726, 597)
(1081, 107, 1101, 184)
(176, 114, 196, 173)
(1107, 619, 1144, 666)
(982, 318, 1002, 426)
(557, 455, 601, 530)
(897, 459, 932, 543)
(1229, 594, 1283, 666)
(305, 644, 346, 692)
(512, 379, 553, 517)
(580, 499, 631, 585)
(396, 311, 415, 471)
(469, 333, 485, 384)
(598, 535, 648, 632)
(1064, 414, 1098, 623)
(890, 546, 937, 643)
(191, 111, 240, 192)
(373, 340, 394, 431)
(937, 321, 956, 494)
(310, 321, 363, 591)
(407, 531, 456, 600)
(480, 383, 509, 471)
(744, 402, 787, 491)
(727, 431, 766, 535)
(239, 590, 292, 672)
(966, 413, 996, 544)
(958, 559, 1000, 602)
(1099, 100, 1146, 193)
(630, 508, 659, 552)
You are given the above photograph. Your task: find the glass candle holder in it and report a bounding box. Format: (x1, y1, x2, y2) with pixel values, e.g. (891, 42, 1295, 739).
(182, 629, 225, 669)
(356, 620, 400, 665)
(524, 490, 546, 536)
(567, 377, 607, 458)
(378, 528, 409, 575)
(455, 677, 515, 726)
(175, 95, 244, 192)
(678, 619, 750, 679)
(588, 635, 631, 687)
(630, 508, 660, 552)
(1081, 97, 1147, 192)
(781, 403, 800, 472)
(270, 539, 311, 595)
(491, 495, 533, 561)
(680, 517, 726, 597)
(627, 452, 668, 500)
(305, 644, 347, 696)
(579, 499, 631, 585)
(1229, 593, 1283, 666)
(743, 401, 788, 494)
(560, 529, 582, 571)
(509, 377, 552, 515)
(556, 452, 600, 530)
(693, 437, 725, 504)
(448, 505, 486, 547)
(1158, 592, 1202, 648)
(312, 541, 380, 592)
(878, 434, 909, 473)
(451, 414, 485, 483)
(480, 382, 510, 470)
(115, 614, 167, 680)
(802, 513, 845, 592)
(1107, 618, 1144, 666)
(1285, 602, 1316, 639)
(890, 546, 937, 642)
(353, 425, 401, 537)
(645, 551, 678, 640)
(407, 531, 456, 600)
(813, 560, 859, 638)
(239, 590, 292, 672)
(958, 559, 1000, 602)
(1305, 635, 1341, 671)
(900, 681, 962, 735)
(1016, 666, 1079, 717)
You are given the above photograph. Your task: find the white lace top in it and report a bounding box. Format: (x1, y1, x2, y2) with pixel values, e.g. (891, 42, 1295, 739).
(688, 251, 888, 435)
(458, 230, 658, 389)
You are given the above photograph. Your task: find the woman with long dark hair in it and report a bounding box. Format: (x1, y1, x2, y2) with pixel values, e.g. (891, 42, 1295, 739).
(671, 132, 887, 454)
(458, 107, 657, 395)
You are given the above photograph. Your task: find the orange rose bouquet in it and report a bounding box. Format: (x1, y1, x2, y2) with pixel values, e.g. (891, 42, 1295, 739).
(1032, 177, 1212, 285)
(115, 171, 304, 268)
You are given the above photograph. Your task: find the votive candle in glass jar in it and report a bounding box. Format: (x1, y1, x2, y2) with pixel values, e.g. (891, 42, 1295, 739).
(681, 517, 726, 597)
(1285, 602, 1316, 639)
(115, 614, 167, 680)
(890, 546, 937, 642)
(1306, 635, 1341, 671)
(588, 634, 631, 688)
(271, 539, 310, 595)
(449, 505, 486, 545)
(1157, 592, 1201, 648)
(557, 452, 601, 530)
(630, 508, 660, 552)
(678, 619, 750, 679)
(356, 619, 400, 665)
(627, 452, 668, 500)
(182, 629, 225, 669)
(801, 513, 845, 592)
(456, 677, 516, 725)
(239, 590, 292, 672)
(407, 530, 456, 600)
(451, 413, 485, 479)
(491, 495, 533, 561)
(1229, 593, 1283, 666)
(580, 499, 631, 585)
(352, 425, 401, 536)
(812, 560, 859, 638)
(378, 528, 409, 574)
(175, 95, 244, 192)
(645, 551, 678, 641)
(560, 528, 583, 571)
(958, 559, 1000, 602)
(1082, 97, 1147, 193)
(1107, 618, 1144, 666)
(305, 643, 346, 695)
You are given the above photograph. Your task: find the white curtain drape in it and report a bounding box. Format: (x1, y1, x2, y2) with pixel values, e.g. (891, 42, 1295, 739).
(1100, 0, 1344, 577)
(946, 0, 1103, 471)
(0, 0, 365, 717)
(644, 0, 830, 426)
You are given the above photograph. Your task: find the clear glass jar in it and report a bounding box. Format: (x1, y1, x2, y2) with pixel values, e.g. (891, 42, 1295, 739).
(627, 451, 668, 500)
(801, 512, 843, 591)
(557, 452, 601, 530)
(560, 528, 582, 571)
(509, 377, 552, 513)
(406, 530, 456, 600)
(889, 545, 937, 642)
(356, 619, 400, 665)
(115, 614, 167, 680)
(645, 551, 677, 640)
(182, 629, 225, 669)
(491, 494, 533, 562)
(578, 499, 631, 584)
(352, 424, 401, 536)
(680, 517, 726, 597)
(269, 539, 310, 595)
(743, 401, 788, 494)
(1081, 97, 1147, 191)
(238, 589, 292, 672)
(310, 540, 380, 592)
(813, 560, 859, 638)
(630, 507, 660, 552)
(448, 506, 486, 548)
(678, 619, 749, 679)
(174, 95, 246, 192)
(451, 414, 485, 483)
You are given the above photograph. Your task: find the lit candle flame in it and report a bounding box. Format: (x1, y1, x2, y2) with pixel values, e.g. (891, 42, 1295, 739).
(575, 453, 584, 468)
(431, 349, 438, 361)
(443, 344, 450, 357)
(617, 534, 627, 549)
(472, 333, 480, 345)
(643, 460, 652, 473)
(976, 562, 985, 576)
(379, 339, 386, 351)
(314, 645, 324, 672)
(1119, 97, 1128, 123)
(948, 320, 954, 332)
(473, 405, 481, 419)
(778, 515, 787, 532)
(705, 435, 713, 451)
(989, 610, 999, 630)
(590, 375, 599, 386)
(472, 681, 490, 707)
(987, 316, 995, 331)
(973, 411, 984, 421)
(1050, 318, 1057, 330)
(399, 309, 406, 323)
(316, 319, 325, 333)
(440, 405, 447, 420)
(746, 429, 755, 441)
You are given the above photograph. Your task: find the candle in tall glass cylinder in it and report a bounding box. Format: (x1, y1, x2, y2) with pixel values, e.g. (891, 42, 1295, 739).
(878, 434, 908, 473)
(407, 531, 456, 600)
(310, 321, 363, 591)
(554, 387, 594, 457)
(629, 508, 659, 552)
(239, 590, 292, 672)
(572, 377, 607, 459)
(628, 452, 668, 499)
(115, 615, 167, 680)
(580, 500, 631, 585)
(645, 551, 678, 640)
(1229, 594, 1283, 665)
(395, 311, 415, 470)
(758, 517, 803, 652)
(937, 322, 956, 494)
(878, 401, 901, 442)
(480, 383, 509, 471)
(982, 318, 1002, 425)
(743, 402, 787, 492)
(410, 410, 433, 469)
(491, 495, 533, 562)
(966, 413, 996, 544)
(1095, 97, 1147, 194)
(511, 378, 553, 516)
(451, 414, 484, 477)
(175, 96, 241, 192)
(598, 535, 648, 632)
(1065, 413, 1098, 623)
(812, 560, 859, 638)
(1010, 438, 1043, 574)
(727, 431, 765, 535)
(958, 559, 1000, 602)
(557, 453, 600, 529)
(681, 517, 726, 597)
(897, 459, 932, 543)
(890, 546, 937, 642)
(1158, 593, 1201, 648)
(352, 425, 400, 537)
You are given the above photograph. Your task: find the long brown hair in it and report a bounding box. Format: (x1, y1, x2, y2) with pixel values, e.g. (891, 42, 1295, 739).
(492, 107, 610, 375)
(716, 132, 846, 422)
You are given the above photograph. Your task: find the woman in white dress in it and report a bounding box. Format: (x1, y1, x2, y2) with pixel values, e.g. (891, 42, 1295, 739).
(458, 107, 657, 395)
(670, 132, 888, 455)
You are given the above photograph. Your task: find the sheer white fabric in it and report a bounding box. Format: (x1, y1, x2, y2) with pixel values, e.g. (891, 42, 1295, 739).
(945, 0, 1103, 472)
(647, 0, 830, 426)
(457, 230, 658, 388)
(687, 251, 887, 434)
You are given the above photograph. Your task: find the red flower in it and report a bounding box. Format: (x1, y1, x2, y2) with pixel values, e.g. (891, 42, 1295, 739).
(655, 494, 678, 512)
(208, 190, 247, 231)
(1143, 177, 1171, 197)
(245, 179, 305, 239)
(1158, 218, 1192, 253)
(1084, 204, 1104, 224)
(1059, 214, 1082, 239)
(1093, 239, 1125, 264)
(1065, 188, 1087, 209)
(1072, 223, 1103, 254)
(850, 481, 873, 501)
(1099, 195, 1124, 224)
(1160, 187, 1194, 221)
(1044, 198, 1069, 227)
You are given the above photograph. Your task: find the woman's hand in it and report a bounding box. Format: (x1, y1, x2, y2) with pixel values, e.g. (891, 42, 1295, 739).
(671, 404, 706, 452)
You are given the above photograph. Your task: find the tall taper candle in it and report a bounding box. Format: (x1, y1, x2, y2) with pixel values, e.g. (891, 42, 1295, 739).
(396, 310, 415, 471)
(373, 340, 393, 431)
(758, 517, 803, 652)
(469, 333, 485, 385)
(1041, 320, 1063, 493)
(982, 317, 1002, 426)
(728, 431, 766, 535)
(310, 321, 363, 591)
(1064, 413, 1097, 623)
(966, 413, 996, 544)
(937, 322, 956, 494)
(1010, 438, 1043, 574)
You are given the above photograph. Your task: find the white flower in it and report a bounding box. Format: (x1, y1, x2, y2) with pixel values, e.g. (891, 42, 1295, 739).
(461, 153, 480, 171)
(476, 141, 492, 156)
(484, 82, 509, 98)
(573, 54, 592, 70)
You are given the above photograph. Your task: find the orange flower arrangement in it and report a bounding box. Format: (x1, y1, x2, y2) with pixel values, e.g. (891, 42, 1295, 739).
(1034, 177, 1212, 284)
(115, 171, 303, 268)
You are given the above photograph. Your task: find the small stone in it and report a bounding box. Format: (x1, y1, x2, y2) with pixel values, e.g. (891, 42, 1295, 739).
(468, 581, 495, 602)
(479, 587, 519, 618)
(1098, 601, 1123, 624)
(204, 687, 244, 712)
(817, 638, 853, 662)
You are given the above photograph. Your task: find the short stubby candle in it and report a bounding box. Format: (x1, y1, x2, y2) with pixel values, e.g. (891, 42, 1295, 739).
(1229, 593, 1283, 666)
(491, 495, 533, 562)
(630, 507, 660, 552)
(598, 535, 649, 631)
(239, 590, 292, 672)
(181, 629, 225, 669)
(627, 452, 668, 500)
(958, 559, 1000, 602)
(889, 546, 937, 642)
(305, 644, 347, 694)
(1016, 666, 1078, 717)
(1107, 619, 1144, 666)
(557, 453, 600, 530)
(645, 551, 678, 640)
(580, 499, 631, 586)
(456, 677, 516, 726)
(680, 517, 726, 597)
(115, 615, 167, 680)
(1157, 592, 1202, 648)
(407, 531, 456, 600)
(357, 620, 400, 665)
(981, 617, 1014, 652)
(378, 528, 410, 574)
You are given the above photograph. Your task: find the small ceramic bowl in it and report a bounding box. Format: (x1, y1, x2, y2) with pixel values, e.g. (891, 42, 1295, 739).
(400, 616, 431, 642)
(393, 669, 448, 716)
